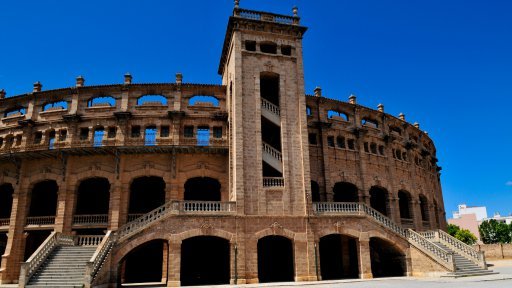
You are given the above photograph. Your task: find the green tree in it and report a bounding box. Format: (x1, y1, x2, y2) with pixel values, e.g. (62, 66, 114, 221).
(447, 224, 460, 237)
(454, 229, 477, 245)
(479, 219, 512, 244)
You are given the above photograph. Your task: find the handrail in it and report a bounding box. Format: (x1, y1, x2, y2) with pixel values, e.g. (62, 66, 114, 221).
(313, 202, 456, 271)
(437, 229, 486, 268)
(236, 8, 298, 25)
(19, 232, 58, 287)
(261, 98, 280, 116)
(175, 201, 236, 213)
(84, 231, 115, 288)
(117, 201, 175, 241)
(406, 229, 455, 271)
(262, 142, 282, 161)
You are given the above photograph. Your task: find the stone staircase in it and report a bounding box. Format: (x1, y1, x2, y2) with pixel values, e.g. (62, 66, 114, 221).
(434, 242, 497, 277)
(27, 245, 97, 287)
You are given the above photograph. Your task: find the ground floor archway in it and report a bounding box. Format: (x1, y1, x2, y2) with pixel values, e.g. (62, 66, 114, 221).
(257, 235, 294, 283)
(180, 236, 230, 286)
(120, 239, 168, 285)
(319, 234, 359, 280)
(369, 237, 406, 277)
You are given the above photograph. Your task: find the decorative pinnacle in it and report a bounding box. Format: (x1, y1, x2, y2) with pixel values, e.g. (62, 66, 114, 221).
(76, 75, 85, 87)
(377, 103, 384, 112)
(124, 73, 132, 85)
(33, 81, 42, 92)
(234, 0, 240, 9)
(292, 6, 298, 17)
(314, 86, 322, 97)
(398, 113, 405, 121)
(176, 72, 183, 85)
(348, 94, 356, 104)
(413, 122, 420, 129)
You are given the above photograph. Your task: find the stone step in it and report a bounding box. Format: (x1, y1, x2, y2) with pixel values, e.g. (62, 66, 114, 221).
(443, 270, 499, 278)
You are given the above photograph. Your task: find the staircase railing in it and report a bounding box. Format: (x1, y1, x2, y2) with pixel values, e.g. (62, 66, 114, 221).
(84, 231, 115, 288)
(313, 202, 456, 271)
(262, 142, 282, 161)
(117, 201, 176, 241)
(261, 98, 280, 116)
(436, 229, 486, 268)
(19, 232, 59, 288)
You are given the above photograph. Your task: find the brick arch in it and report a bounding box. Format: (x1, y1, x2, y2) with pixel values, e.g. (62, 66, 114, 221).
(179, 169, 226, 183)
(72, 174, 115, 192)
(112, 232, 169, 264)
(367, 230, 409, 254)
(125, 169, 169, 185)
(254, 226, 296, 241)
(0, 179, 17, 192)
(24, 173, 63, 191)
(314, 227, 361, 242)
(172, 228, 235, 243)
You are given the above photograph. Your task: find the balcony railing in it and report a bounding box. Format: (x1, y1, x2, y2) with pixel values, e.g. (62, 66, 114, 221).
(262, 142, 282, 161)
(0, 218, 9, 227)
(261, 98, 280, 116)
(26, 216, 55, 226)
(174, 201, 236, 213)
(236, 8, 298, 25)
(73, 214, 108, 226)
(263, 177, 285, 187)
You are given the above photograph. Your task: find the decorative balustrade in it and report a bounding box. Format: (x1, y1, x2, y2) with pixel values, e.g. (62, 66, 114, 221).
(261, 98, 280, 116)
(437, 229, 486, 268)
(85, 231, 115, 288)
(420, 230, 436, 240)
(263, 177, 285, 187)
(406, 229, 455, 271)
(175, 201, 236, 213)
(73, 214, 108, 225)
(76, 235, 104, 246)
(0, 218, 9, 227)
(262, 142, 282, 161)
(313, 202, 456, 271)
(118, 201, 175, 241)
(127, 214, 144, 222)
(19, 232, 59, 288)
(237, 8, 298, 25)
(26, 216, 55, 226)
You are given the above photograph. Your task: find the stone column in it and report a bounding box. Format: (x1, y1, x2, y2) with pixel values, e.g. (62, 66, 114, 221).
(388, 197, 401, 223)
(108, 181, 122, 230)
(412, 200, 422, 230)
(161, 242, 169, 283)
(60, 187, 75, 234)
(230, 241, 247, 284)
(245, 238, 259, 284)
(167, 239, 181, 287)
(358, 234, 373, 279)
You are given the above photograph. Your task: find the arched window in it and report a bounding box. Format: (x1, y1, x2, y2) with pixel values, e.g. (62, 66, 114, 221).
(75, 178, 110, 216)
(129, 177, 166, 217)
(137, 95, 167, 106)
(327, 110, 348, 121)
(189, 95, 219, 107)
(398, 190, 413, 222)
(369, 186, 389, 216)
(419, 194, 430, 224)
(48, 130, 56, 150)
(87, 96, 115, 107)
(260, 41, 277, 54)
(362, 118, 378, 128)
(29, 180, 58, 217)
(333, 182, 358, 202)
(4, 107, 26, 117)
(43, 101, 67, 111)
(306, 106, 312, 116)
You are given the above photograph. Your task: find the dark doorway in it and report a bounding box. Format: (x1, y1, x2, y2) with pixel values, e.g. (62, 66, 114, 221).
(333, 182, 358, 202)
(398, 190, 413, 219)
(184, 177, 221, 201)
(369, 237, 406, 277)
(419, 194, 430, 223)
(129, 177, 166, 214)
(260, 72, 280, 106)
(0, 233, 7, 267)
(311, 181, 320, 202)
(369, 186, 388, 216)
(181, 236, 230, 286)
(0, 183, 14, 219)
(29, 180, 58, 216)
(75, 178, 110, 215)
(258, 236, 294, 283)
(24, 230, 52, 260)
(121, 240, 166, 284)
(319, 234, 359, 280)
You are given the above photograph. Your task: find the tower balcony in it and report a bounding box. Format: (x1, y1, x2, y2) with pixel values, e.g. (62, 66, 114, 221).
(261, 98, 281, 126)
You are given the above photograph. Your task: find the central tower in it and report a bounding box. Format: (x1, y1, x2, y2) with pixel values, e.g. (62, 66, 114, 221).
(219, 3, 311, 216)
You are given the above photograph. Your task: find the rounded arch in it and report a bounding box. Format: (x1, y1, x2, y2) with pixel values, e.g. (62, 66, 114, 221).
(129, 176, 166, 214)
(173, 228, 234, 243)
(72, 172, 115, 190)
(137, 94, 167, 106)
(254, 226, 296, 241)
(184, 177, 221, 201)
(319, 233, 359, 280)
(87, 96, 115, 107)
(419, 194, 430, 222)
(333, 182, 358, 202)
(315, 227, 361, 242)
(369, 237, 407, 277)
(369, 186, 389, 216)
(28, 180, 58, 217)
(118, 238, 168, 285)
(75, 177, 110, 215)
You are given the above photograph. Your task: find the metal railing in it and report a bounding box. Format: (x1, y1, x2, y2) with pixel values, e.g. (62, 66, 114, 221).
(262, 142, 282, 161)
(84, 231, 115, 288)
(73, 214, 108, 225)
(263, 177, 285, 187)
(26, 216, 55, 226)
(261, 98, 280, 116)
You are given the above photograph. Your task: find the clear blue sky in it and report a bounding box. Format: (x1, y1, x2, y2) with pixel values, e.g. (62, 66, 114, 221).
(1, 0, 511, 219)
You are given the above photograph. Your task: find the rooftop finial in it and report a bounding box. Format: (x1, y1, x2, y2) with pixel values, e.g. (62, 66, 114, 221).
(176, 72, 183, 85)
(398, 113, 405, 121)
(377, 103, 384, 112)
(234, 0, 240, 9)
(76, 75, 85, 87)
(124, 73, 132, 85)
(348, 94, 356, 105)
(33, 81, 42, 92)
(314, 86, 322, 97)
(293, 6, 298, 17)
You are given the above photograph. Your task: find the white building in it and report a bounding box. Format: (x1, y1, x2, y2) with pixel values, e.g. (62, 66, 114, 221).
(452, 204, 488, 221)
(487, 212, 512, 225)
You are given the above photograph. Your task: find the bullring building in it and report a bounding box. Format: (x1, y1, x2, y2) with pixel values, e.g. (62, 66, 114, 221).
(0, 3, 492, 287)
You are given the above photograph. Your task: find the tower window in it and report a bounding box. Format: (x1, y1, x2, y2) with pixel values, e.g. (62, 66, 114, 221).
(34, 132, 43, 144)
(197, 126, 210, 146)
(281, 45, 292, 56)
(337, 136, 345, 148)
(131, 126, 141, 138)
(260, 41, 277, 54)
(80, 128, 89, 140)
(108, 127, 117, 138)
(245, 40, 256, 51)
(347, 139, 355, 150)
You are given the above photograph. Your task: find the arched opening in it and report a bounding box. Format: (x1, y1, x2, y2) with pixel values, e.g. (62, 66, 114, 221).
(398, 190, 414, 228)
(75, 177, 110, 217)
(184, 177, 221, 201)
(128, 177, 165, 220)
(48, 130, 56, 150)
(120, 239, 168, 285)
(333, 182, 358, 202)
(419, 194, 430, 228)
(4, 107, 26, 117)
(319, 234, 359, 280)
(24, 230, 52, 260)
(258, 235, 294, 283)
(87, 96, 115, 107)
(369, 237, 406, 277)
(311, 181, 320, 202)
(327, 110, 348, 121)
(369, 186, 389, 216)
(189, 95, 219, 107)
(181, 236, 230, 286)
(260, 72, 280, 106)
(29, 180, 58, 217)
(0, 183, 14, 220)
(43, 100, 67, 111)
(0, 233, 7, 267)
(137, 95, 167, 106)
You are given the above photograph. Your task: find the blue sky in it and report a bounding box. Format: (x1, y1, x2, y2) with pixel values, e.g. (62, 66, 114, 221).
(1, 0, 511, 218)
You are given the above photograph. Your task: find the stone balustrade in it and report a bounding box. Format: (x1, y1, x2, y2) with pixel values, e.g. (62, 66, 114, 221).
(25, 216, 55, 226)
(263, 177, 285, 187)
(73, 214, 108, 225)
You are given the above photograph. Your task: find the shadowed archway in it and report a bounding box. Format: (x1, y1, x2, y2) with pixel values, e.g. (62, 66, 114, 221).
(129, 177, 166, 215)
(258, 235, 294, 283)
(120, 239, 168, 285)
(184, 177, 221, 201)
(333, 182, 358, 202)
(319, 234, 359, 280)
(369, 237, 406, 277)
(369, 186, 389, 216)
(0, 183, 13, 220)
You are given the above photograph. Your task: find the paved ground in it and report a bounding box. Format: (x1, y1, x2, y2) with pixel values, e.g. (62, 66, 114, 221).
(3, 260, 512, 288)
